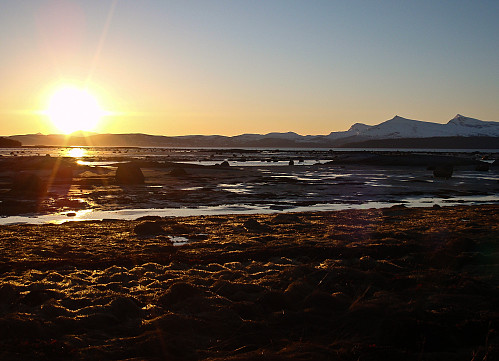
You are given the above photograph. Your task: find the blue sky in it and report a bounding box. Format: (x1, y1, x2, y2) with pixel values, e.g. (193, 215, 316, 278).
(1, 0, 498, 135)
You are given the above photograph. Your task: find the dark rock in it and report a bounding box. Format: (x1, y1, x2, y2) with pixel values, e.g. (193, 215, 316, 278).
(115, 163, 144, 184)
(159, 282, 202, 305)
(169, 167, 188, 177)
(107, 296, 143, 319)
(134, 221, 164, 236)
(257, 290, 288, 311)
(220, 161, 230, 167)
(289, 159, 295, 166)
(136, 215, 163, 221)
(284, 280, 314, 303)
(475, 163, 490, 171)
(243, 218, 270, 232)
(272, 213, 302, 224)
(433, 165, 453, 179)
(211, 280, 265, 301)
(445, 237, 477, 253)
(21, 289, 61, 307)
(389, 204, 407, 209)
(10, 173, 46, 197)
(0, 283, 20, 305)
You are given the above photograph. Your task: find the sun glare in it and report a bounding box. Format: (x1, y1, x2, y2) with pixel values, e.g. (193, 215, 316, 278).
(45, 86, 107, 134)
(66, 147, 87, 158)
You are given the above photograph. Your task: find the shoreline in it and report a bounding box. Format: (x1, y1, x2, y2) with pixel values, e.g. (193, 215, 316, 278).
(1, 199, 498, 226)
(1, 204, 498, 360)
(1, 150, 497, 219)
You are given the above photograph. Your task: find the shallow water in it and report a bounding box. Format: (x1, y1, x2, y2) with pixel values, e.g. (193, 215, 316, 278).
(1, 194, 497, 225)
(1, 147, 498, 225)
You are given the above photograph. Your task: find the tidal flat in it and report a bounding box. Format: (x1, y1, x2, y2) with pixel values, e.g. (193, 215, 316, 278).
(0, 149, 497, 221)
(1, 205, 498, 360)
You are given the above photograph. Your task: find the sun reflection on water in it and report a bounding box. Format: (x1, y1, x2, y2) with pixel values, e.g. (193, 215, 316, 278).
(66, 147, 87, 158)
(48, 209, 94, 224)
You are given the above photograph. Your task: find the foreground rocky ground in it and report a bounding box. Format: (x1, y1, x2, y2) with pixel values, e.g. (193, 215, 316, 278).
(0, 205, 498, 360)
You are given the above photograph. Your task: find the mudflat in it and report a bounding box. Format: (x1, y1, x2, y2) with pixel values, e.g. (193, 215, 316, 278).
(1, 204, 498, 360)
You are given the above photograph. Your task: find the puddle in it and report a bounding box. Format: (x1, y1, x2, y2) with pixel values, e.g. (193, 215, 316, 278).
(1, 195, 497, 226)
(219, 183, 254, 194)
(169, 236, 190, 245)
(181, 187, 204, 191)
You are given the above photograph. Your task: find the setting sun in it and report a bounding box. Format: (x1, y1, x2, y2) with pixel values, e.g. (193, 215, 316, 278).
(45, 86, 107, 134)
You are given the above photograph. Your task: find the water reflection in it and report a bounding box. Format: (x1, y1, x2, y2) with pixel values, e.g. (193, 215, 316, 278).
(1, 196, 497, 226)
(66, 147, 87, 158)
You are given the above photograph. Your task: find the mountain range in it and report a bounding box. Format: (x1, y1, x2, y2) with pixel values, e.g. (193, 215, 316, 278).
(5, 114, 499, 149)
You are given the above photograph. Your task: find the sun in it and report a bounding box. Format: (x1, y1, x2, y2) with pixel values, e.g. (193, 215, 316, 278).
(45, 86, 107, 134)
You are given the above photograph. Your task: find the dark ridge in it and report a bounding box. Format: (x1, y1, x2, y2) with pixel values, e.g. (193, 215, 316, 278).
(0, 137, 21, 147)
(341, 136, 499, 149)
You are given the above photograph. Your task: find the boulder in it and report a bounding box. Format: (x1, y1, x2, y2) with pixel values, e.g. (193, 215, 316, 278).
(134, 221, 164, 236)
(433, 165, 453, 179)
(159, 282, 202, 305)
(115, 163, 144, 184)
(169, 167, 188, 177)
(288, 159, 295, 166)
(475, 163, 489, 171)
(10, 173, 46, 197)
(220, 161, 230, 167)
(243, 218, 270, 232)
(107, 296, 143, 320)
(272, 213, 302, 224)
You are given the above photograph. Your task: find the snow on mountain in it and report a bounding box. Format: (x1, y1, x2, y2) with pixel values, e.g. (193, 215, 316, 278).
(264, 131, 303, 139)
(348, 123, 372, 134)
(178, 115, 498, 144)
(330, 114, 499, 139)
(7, 114, 498, 147)
(446, 114, 499, 136)
(359, 116, 454, 138)
(232, 132, 303, 141)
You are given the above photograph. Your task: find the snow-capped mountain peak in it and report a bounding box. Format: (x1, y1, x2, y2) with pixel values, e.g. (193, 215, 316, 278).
(348, 123, 372, 134)
(387, 115, 413, 122)
(344, 114, 499, 139)
(447, 114, 493, 128)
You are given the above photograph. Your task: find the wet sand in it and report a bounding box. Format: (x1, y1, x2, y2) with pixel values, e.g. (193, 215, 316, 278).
(1, 205, 498, 360)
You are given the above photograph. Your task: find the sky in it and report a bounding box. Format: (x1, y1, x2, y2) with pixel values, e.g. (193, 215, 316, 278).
(1, 0, 498, 136)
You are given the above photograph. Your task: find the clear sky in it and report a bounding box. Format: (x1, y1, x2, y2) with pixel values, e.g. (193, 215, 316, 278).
(1, 0, 498, 136)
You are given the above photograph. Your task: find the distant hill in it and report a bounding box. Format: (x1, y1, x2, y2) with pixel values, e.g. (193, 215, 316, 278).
(5, 114, 499, 149)
(0, 137, 21, 147)
(342, 136, 499, 149)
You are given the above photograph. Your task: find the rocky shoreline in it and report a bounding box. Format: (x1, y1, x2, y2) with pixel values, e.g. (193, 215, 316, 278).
(0, 151, 497, 217)
(1, 205, 498, 360)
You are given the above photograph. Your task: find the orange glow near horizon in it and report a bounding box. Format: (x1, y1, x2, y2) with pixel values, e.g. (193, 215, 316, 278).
(43, 85, 110, 134)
